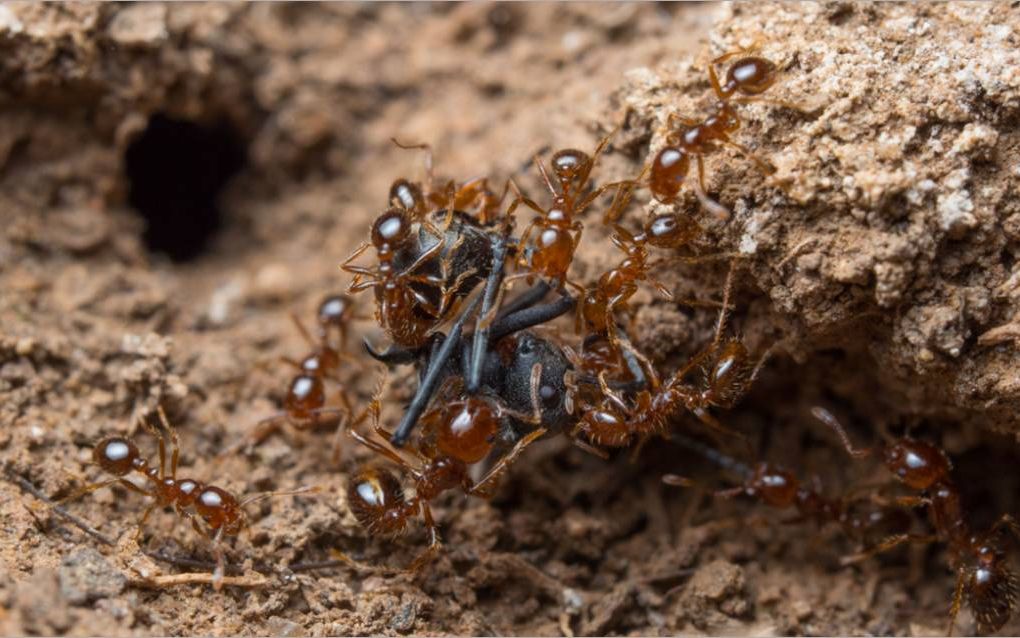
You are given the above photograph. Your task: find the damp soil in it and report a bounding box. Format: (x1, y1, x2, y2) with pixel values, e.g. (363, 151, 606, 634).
(2, 3, 1020, 636)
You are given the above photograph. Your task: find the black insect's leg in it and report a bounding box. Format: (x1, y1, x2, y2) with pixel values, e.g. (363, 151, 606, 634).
(466, 234, 510, 394)
(494, 281, 550, 321)
(390, 293, 483, 447)
(363, 340, 421, 366)
(489, 291, 576, 341)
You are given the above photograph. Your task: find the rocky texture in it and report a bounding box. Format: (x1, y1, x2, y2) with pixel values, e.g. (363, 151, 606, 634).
(2, 2, 1019, 636)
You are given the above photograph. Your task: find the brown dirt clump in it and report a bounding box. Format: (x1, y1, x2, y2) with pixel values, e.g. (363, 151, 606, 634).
(2, 2, 1019, 636)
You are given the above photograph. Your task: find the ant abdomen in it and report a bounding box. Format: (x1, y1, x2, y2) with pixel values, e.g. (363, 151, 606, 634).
(703, 339, 754, 409)
(882, 439, 952, 490)
(348, 467, 408, 536)
(969, 557, 1018, 634)
(424, 397, 499, 464)
(93, 437, 142, 476)
(284, 374, 327, 426)
(722, 56, 775, 97)
(649, 146, 691, 201)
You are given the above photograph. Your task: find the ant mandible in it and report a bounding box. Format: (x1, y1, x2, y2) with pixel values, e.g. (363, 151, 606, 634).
(64, 408, 314, 590)
(345, 372, 547, 571)
(815, 407, 1020, 635)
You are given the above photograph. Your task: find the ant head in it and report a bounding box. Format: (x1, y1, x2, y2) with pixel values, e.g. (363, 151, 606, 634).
(968, 544, 1018, 634)
(371, 208, 414, 251)
(317, 294, 354, 329)
(389, 179, 425, 214)
(881, 439, 951, 490)
(550, 149, 592, 189)
(644, 212, 700, 249)
(194, 485, 243, 534)
(93, 437, 140, 476)
(725, 56, 775, 96)
(649, 146, 691, 201)
(427, 397, 499, 464)
(347, 466, 407, 536)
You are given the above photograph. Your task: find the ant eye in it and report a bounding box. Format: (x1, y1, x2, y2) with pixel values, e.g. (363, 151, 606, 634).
(540, 384, 558, 405)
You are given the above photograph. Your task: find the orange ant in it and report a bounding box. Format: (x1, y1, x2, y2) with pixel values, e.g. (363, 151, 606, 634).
(346, 372, 546, 570)
(507, 132, 638, 292)
(569, 264, 769, 450)
(63, 408, 315, 590)
(664, 433, 914, 554)
(815, 407, 1020, 635)
(649, 46, 799, 219)
(342, 207, 480, 349)
(389, 139, 507, 225)
(231, 294, 364, 459)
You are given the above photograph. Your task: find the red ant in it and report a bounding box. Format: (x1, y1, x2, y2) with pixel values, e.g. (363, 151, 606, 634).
(389, 139, 507, 225)
(815, 407, 1020, 635)
(507, 132, 638, 292)
(345, 372, 546, 570)
(342, 206, 479, 349)
(568, 264, 769, 450)
(649, 46, 799, 219)
(230, 294, 364, 459)
(664, 433, 914, 554)
(63, 408, 314, 590)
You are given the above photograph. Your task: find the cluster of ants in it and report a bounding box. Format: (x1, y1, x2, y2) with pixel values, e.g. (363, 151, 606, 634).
(49, 48, 1018, 635)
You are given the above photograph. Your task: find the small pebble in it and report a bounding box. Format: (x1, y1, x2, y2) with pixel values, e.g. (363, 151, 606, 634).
(58, 547, 127, 605)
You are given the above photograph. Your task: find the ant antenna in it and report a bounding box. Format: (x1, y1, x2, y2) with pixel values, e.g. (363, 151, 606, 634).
(810, 407, 873, 459)
(239, 485, 320, 508)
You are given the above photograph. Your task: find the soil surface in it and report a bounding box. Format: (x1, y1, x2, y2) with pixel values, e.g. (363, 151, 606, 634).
(2, 2, 1020, 636)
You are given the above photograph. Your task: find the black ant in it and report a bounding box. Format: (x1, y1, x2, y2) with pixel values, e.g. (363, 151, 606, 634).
(62, 408, 314, 590)
(815, 407, 1020, 635)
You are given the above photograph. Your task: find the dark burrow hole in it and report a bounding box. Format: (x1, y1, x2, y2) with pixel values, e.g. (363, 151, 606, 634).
(125, 113, 246, 262)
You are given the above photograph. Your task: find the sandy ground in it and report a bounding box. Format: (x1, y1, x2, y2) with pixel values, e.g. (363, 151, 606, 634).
(2, 2, 1020, 636)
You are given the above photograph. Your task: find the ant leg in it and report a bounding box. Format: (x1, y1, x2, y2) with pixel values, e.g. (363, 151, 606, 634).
(696, 154, 707, 195)
(157, 406, 180, 480)
(489, 291, 576, 341)
(408, 501, 443, 573)
(139, 416, 167, 481)
(810, 407, 874, 459)
(467, 233, 511, 393)
(210, 526, 227, 592)
(713, 260, 737, 344)
(839, 533, 937, 566)
(691, 407, 748, 441)
(290, 313, 316, 349)
(134, 503, 157, 542)
(708, 59, 726, 101)
(689, 178, 730, 221)
(717, 138, 775, 175)
(390, 293, 483, 447)
(340, 242, 372, 275)
(947, 571, 965, 637)
(731, 95, 807, 113)
(468, 428, 547, 499)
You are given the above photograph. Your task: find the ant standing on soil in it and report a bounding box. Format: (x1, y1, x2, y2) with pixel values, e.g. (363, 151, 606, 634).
(63, 408, 315, 590)
(664, 432, 914, 554)
(814, 407, 1020, 636)
(649, 46, 799, 219)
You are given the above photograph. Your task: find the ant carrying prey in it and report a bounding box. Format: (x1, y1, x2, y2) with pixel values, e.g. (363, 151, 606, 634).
(61, 408, 315, 590)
